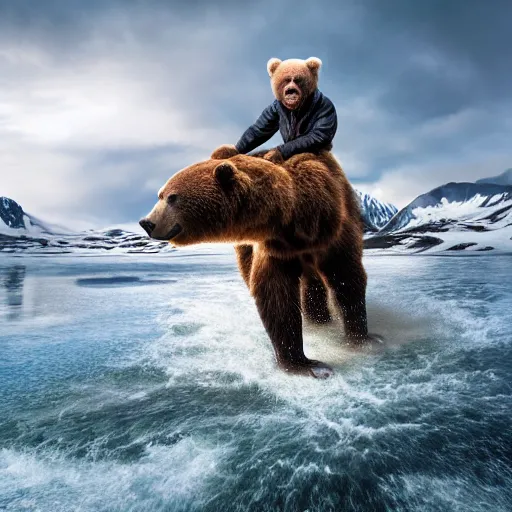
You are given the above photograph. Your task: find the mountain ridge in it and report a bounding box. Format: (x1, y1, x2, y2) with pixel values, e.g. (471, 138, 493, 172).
(354, 190, 398, 232)
(378, 182, 512, 234)
(476, 168, 512, 186)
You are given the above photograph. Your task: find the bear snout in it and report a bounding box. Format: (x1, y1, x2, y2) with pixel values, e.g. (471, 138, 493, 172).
(139, 218, 156, 236)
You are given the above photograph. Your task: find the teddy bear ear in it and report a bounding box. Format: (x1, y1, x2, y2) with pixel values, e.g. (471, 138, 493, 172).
(214, 161, 238, 189)
(305, 57, 322, 75)
(267, 58, 282, 77)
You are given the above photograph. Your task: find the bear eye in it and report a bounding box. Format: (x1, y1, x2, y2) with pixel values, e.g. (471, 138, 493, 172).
(168, 194, 178, 205)
(294, 77, 303, 85)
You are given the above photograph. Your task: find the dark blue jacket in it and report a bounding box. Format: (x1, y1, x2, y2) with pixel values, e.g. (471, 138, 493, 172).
(235, 89, 338, 160)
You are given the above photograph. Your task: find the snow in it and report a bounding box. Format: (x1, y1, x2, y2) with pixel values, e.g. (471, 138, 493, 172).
(356, 189, 398, 231)
(407, 193, 512, 229)
(0, 214, 30, 236)
(365, 224, 512, 256)
(421, 226, 512, 254)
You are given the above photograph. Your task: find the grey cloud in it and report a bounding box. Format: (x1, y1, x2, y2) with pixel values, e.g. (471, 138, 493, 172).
(0, 0, 511, 226)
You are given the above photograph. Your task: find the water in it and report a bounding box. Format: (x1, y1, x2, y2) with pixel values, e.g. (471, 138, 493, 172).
(1, 246, 511, 511)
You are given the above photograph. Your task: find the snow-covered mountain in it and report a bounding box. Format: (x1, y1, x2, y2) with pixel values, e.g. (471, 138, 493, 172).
(354, 189, 398, 232)
(365, 180, 512, 254)
(0, 196, 72, 236)
(0, 197, 25, 231)
(378, 182, 512, 234)
(0, 197, 173, 254)
(0, 228, 176, 255)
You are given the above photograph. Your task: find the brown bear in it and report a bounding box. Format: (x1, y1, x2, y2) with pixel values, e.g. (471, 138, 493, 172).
(139, 150, 381, 378)
(211, 57, 337, 165)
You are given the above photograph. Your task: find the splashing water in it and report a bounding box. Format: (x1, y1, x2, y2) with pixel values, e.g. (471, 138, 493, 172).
(1, 246, 511, 511)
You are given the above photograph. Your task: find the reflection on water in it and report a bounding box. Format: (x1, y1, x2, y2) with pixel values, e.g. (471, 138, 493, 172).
(75, 276, 178, 287)
(1, 265, 26, 320)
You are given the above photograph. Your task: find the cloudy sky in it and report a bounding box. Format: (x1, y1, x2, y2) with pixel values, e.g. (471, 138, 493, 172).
(1, 0, 511, 230)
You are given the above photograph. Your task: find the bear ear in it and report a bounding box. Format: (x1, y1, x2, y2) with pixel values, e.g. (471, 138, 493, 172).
(267, 58, 282, 77)
(305, 57, 322, 75)
(214, 161, 238, 189)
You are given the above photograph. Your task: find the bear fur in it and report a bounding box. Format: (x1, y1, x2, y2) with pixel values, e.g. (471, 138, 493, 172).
(141, 150, 377, 378)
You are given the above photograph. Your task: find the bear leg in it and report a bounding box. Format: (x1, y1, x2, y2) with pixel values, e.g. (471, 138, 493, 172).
(235, 244, 253, 289)
(301, 273, 332, 324)
(320, 248, 370, 344)
(250, 254, 333, 378)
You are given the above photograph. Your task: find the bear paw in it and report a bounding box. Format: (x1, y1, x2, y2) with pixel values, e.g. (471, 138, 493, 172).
(280, 359, 334, 379)
(211, 144, 239, 160)
(263, 148, 284, 165)
(308, 363, 334, 379)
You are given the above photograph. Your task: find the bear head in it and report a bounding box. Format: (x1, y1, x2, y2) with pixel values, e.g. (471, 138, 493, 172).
(140, 156, 294, 246)
(267, 57, 322, 111)
(139, 160, 251, 246)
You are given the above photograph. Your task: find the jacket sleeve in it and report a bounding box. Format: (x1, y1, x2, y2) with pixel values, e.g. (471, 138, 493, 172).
(235, 103, 280, 154)
(277, 96, 338, 159)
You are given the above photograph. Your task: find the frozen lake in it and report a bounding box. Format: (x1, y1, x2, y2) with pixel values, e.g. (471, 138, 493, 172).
(1, 245, 511, 511)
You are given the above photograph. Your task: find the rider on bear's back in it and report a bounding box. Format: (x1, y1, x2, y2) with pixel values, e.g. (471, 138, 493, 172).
(211, 57, 338, 165)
